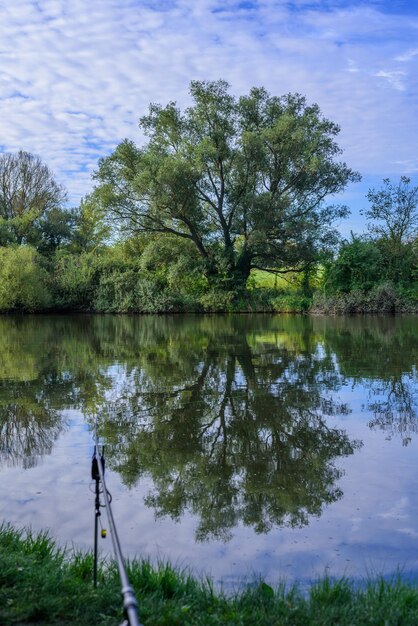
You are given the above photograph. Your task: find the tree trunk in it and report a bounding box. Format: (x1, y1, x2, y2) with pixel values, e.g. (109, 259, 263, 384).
(203, 247, 252, 295)
(233, 249, 252, 291)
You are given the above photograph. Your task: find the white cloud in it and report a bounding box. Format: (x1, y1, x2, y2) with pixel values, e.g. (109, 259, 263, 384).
(374, 69, 407, 91)
(396, 47, 418, 62)
(0, 0, 416, 207)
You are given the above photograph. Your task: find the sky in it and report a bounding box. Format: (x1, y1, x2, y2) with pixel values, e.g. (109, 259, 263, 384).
(1, 0, 417, 235)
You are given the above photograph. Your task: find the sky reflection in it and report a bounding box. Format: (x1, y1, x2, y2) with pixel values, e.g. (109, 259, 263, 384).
(0, 314, 417, 588)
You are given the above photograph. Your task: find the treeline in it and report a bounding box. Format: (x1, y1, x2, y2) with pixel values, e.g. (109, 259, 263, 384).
(2, 218, 416, 315)
(0, 174, 416, 315)
(0, 82, 417, 314)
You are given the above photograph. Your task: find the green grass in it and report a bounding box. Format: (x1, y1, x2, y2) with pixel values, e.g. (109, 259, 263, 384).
(249, 269, 292, 289)
(2, 523, 418, 625)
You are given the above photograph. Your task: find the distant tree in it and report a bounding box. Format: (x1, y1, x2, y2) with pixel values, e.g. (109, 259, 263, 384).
(94, 80, 360, 291)
(363, 177, 418, 282)
(364, 176, 418, 244)
(0, 150, 67, 244)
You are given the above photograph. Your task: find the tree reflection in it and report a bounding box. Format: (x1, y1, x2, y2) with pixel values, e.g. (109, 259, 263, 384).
(366, 377, 418, 445)
(0, 397, 62, 469)
(0, 315, 113, 468)
(312, 316, 418, 445)
(99, 317, 361, 541)
(1, 310, 416, 521)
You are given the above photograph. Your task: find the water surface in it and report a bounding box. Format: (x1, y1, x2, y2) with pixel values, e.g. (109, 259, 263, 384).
(0, 314, 417, 588)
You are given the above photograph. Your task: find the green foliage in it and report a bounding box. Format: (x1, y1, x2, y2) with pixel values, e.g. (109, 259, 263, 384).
(360, 177, 418, 284)
(134, 277, 187, 313)
(364, 176, 418, 244)
(0, 216, 18, 246)
(94, 268, 139, 312)
(0, 202, 77, 257)
(49, 236, 207, 313)
(52, 250, 101, 309)
(94, 272, 189, 313)
(375, 236, 417, 284)
(34, 207, 78, 253)
(70, 194, 110, 253)
(198, 287, 236, 311)
(139, 234, 207, 297)
(323, 231, 418, 297)
(271, 293, 312, 312)
(324, 236, 385, 293)
(312, 282, 418, 314)
(0, 246, 51, 311)
(94, 80, 359, 289)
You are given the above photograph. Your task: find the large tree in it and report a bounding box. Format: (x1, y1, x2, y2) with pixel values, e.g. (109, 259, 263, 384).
(0, 150, 67, 245)
(94, 80, 360, 289)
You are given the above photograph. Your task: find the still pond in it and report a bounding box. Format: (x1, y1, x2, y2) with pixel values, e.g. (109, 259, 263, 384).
(0, 313, 417, 589)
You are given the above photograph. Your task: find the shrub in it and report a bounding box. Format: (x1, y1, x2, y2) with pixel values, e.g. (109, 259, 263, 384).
(311, 282, 417, 314)
(325, 237, 384, 293)
(0, 246, 51, 311)
(271, 293, 311, 313)
(52, 250, 101, 309)
(94, 269, 139, 312)
(199, 288, 236, 312)
(135, 278, 187, 313)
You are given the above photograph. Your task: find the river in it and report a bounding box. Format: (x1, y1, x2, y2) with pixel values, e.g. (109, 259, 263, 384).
(0, 313, 417, 589)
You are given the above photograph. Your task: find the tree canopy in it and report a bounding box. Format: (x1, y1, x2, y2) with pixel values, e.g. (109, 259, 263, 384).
(94, 80, 360, 289)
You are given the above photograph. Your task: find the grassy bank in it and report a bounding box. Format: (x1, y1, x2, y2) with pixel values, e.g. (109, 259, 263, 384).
(2, 524, 418, 625)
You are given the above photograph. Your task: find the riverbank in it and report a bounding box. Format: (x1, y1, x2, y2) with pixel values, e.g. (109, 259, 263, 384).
(1, 264, 417, 314)
(311, 283, 418, 315)
(1, 290, 417, 315)
(1, 524, 418, 625)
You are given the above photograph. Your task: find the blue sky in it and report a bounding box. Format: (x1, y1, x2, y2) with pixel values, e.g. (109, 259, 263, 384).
(1, 0, 417, 235)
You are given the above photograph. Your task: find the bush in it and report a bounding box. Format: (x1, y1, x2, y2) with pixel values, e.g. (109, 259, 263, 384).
(370, 282, 400, 313)
(95, 270, 197, 313)
(52, 250, 101, 309)
(311, 282, 418, 314)
(271, 293, 311, 313)
(0, 246, 51, 311)
(325, 237, 385, 293)
(199, 288, 237, 312)
(94, 269, 139, 312)
(136, 278, 191, 313)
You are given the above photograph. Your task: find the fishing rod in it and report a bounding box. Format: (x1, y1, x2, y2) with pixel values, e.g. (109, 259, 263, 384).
(91, 449, 107, 589)
(91, 424, 142, 626)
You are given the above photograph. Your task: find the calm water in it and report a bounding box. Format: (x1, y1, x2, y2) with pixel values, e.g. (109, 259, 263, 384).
(0, 314, 417, 588)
